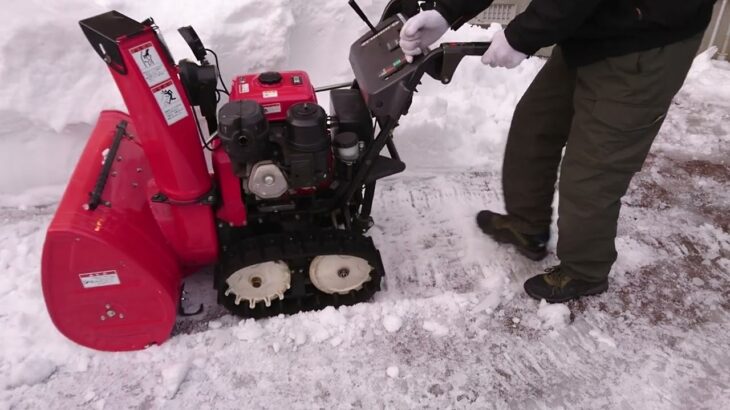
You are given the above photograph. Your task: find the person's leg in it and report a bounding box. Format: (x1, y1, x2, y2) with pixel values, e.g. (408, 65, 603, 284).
(502, 47, 577, 234)
(524, 33, 703, 302)
(559, 33, 703, 282)
(477, 48, 577, 260)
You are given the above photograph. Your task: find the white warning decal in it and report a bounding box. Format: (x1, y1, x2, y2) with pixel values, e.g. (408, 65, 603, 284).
(79, 270, 121, 289)
(263, 104, 282, 115)
(239, 82, 250, 94)
(263, 90, 278, 99)
(130, 42, 170, 87)
(152, 80, 189, 125)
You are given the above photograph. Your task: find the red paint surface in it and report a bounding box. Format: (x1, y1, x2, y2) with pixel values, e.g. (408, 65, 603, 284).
(229, 71, 317, 121)
(212, 139, 247, 227)
(42, 111, 181, 351)
(42, 27, 218, 351)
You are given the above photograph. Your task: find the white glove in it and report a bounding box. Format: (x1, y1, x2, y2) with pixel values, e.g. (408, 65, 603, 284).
(482, 30, 527, 69)
(400, 10, 450, 63)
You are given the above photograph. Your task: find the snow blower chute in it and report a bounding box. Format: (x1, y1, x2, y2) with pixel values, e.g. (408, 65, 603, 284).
(41, 0, 492, 351)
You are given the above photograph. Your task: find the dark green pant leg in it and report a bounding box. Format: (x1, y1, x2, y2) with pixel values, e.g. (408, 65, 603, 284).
(502, 47, 576, 235)
(557, 34, 703, 282)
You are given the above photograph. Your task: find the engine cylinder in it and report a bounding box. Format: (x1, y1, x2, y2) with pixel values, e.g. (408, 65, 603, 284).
(283, 102, 331, 188)
(218, 100, 270, 167)
(285, 103, 329, 153)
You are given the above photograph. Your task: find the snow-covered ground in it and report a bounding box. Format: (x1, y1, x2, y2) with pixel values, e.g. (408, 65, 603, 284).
(1, 1, 729, 409)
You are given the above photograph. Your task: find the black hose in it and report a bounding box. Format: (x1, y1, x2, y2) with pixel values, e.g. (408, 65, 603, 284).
(206, 48, 230, 96)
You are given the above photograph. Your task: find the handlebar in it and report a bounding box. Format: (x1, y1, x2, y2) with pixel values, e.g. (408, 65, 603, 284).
(407, 41, 491, 89)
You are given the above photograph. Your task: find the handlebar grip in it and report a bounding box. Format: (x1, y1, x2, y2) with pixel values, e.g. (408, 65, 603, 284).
(441, 42, 491, 56)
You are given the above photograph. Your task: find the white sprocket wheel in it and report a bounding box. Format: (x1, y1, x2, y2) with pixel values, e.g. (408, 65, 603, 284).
(309, 255, 373, 295)
(225, 261, 291, 309)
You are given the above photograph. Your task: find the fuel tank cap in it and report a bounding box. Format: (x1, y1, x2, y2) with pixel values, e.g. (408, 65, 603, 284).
(259, 71, 283, 85)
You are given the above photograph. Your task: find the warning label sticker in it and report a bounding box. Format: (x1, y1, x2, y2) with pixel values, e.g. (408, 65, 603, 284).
(130, 42, 170, 87)
(79, 270, 121, 289)
(263, 90, 278, 99)
(263, 104, 282, 115)
(239, 82, 250, 94)
(152, 80, 189, 125)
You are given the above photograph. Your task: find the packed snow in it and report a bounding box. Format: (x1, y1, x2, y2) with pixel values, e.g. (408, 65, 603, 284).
(1, 0, 729, 409)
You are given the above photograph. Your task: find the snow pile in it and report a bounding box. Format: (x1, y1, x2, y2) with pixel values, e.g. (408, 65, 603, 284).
(397, 23, 544, 171)
(536, 300, 571, 330)
(422, 320, 449, 336)
(7, 358, 57, 389)
(382, 315, 403, 333)
(233, 319, 265, 342)
(683, 46, 730, 107)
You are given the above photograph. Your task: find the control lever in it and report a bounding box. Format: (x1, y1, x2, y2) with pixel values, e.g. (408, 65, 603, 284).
(349, 0, 378, 34)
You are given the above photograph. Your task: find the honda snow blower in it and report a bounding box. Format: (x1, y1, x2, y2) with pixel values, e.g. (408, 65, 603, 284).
(41, 0, 490, 351)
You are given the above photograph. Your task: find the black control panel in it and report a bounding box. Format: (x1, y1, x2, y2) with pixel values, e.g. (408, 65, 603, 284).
(349, 14, 420, 118)
(349, 11, 491, 121)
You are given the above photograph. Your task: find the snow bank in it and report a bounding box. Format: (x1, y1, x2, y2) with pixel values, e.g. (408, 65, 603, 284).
(683, 47, 730, 107)
(0, 0, 388, 195)
(396, 23, 544, 171)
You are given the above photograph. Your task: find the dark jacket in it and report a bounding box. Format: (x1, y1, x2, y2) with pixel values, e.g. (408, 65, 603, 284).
(434, 0, 716, 66)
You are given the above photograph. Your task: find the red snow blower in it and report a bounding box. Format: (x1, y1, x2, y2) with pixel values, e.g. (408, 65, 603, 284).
(41, 0, 491, 351)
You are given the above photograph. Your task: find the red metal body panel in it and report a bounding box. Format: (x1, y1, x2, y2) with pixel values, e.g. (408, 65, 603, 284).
(42, 26, 219, 351)
(42, 111, 180, 351)
(211, 140, 247, 227)
(112, 28, 211, 202)
(147, 180, 219, 267)
(106, 26, 218, 267)
(229, 71, 317, 121)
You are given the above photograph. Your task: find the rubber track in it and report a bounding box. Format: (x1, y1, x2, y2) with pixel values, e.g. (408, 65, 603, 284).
(215, 230, 385, 318)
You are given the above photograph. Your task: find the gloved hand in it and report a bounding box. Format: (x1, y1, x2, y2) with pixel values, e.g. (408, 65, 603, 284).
(482, 30, 527, 69)
(400, 10, 450, 63)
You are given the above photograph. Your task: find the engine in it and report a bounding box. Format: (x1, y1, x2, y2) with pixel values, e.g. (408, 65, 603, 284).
(217, 71, 362, 208)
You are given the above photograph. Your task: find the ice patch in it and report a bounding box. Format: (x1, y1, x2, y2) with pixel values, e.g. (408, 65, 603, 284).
(589, 329, 618, 349)
(422, 321, 449, 337)
(161, 361, 191, 399)
(536, 300, 571, 330)
(386, 366, 400, 379)
(82, 390, 96, 404)
(382, 315, 403, 333)
(8, 358, 57, 388)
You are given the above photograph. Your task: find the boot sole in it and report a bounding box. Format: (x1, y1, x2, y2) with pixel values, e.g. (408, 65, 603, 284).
(479, 225, 547, 262)
(524, 281, 609, 304)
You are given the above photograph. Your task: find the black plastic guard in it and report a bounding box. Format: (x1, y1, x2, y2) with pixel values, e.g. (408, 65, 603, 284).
(80, 11, 146, 74)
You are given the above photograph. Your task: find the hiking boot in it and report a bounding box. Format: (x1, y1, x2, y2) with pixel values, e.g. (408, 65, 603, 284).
(523, 266, 609, 303)
(476, 210, 549, 261)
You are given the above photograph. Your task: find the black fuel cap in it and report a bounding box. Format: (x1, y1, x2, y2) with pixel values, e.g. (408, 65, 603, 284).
(334, 132, 358, 148)
(259, 71, 283, 85)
